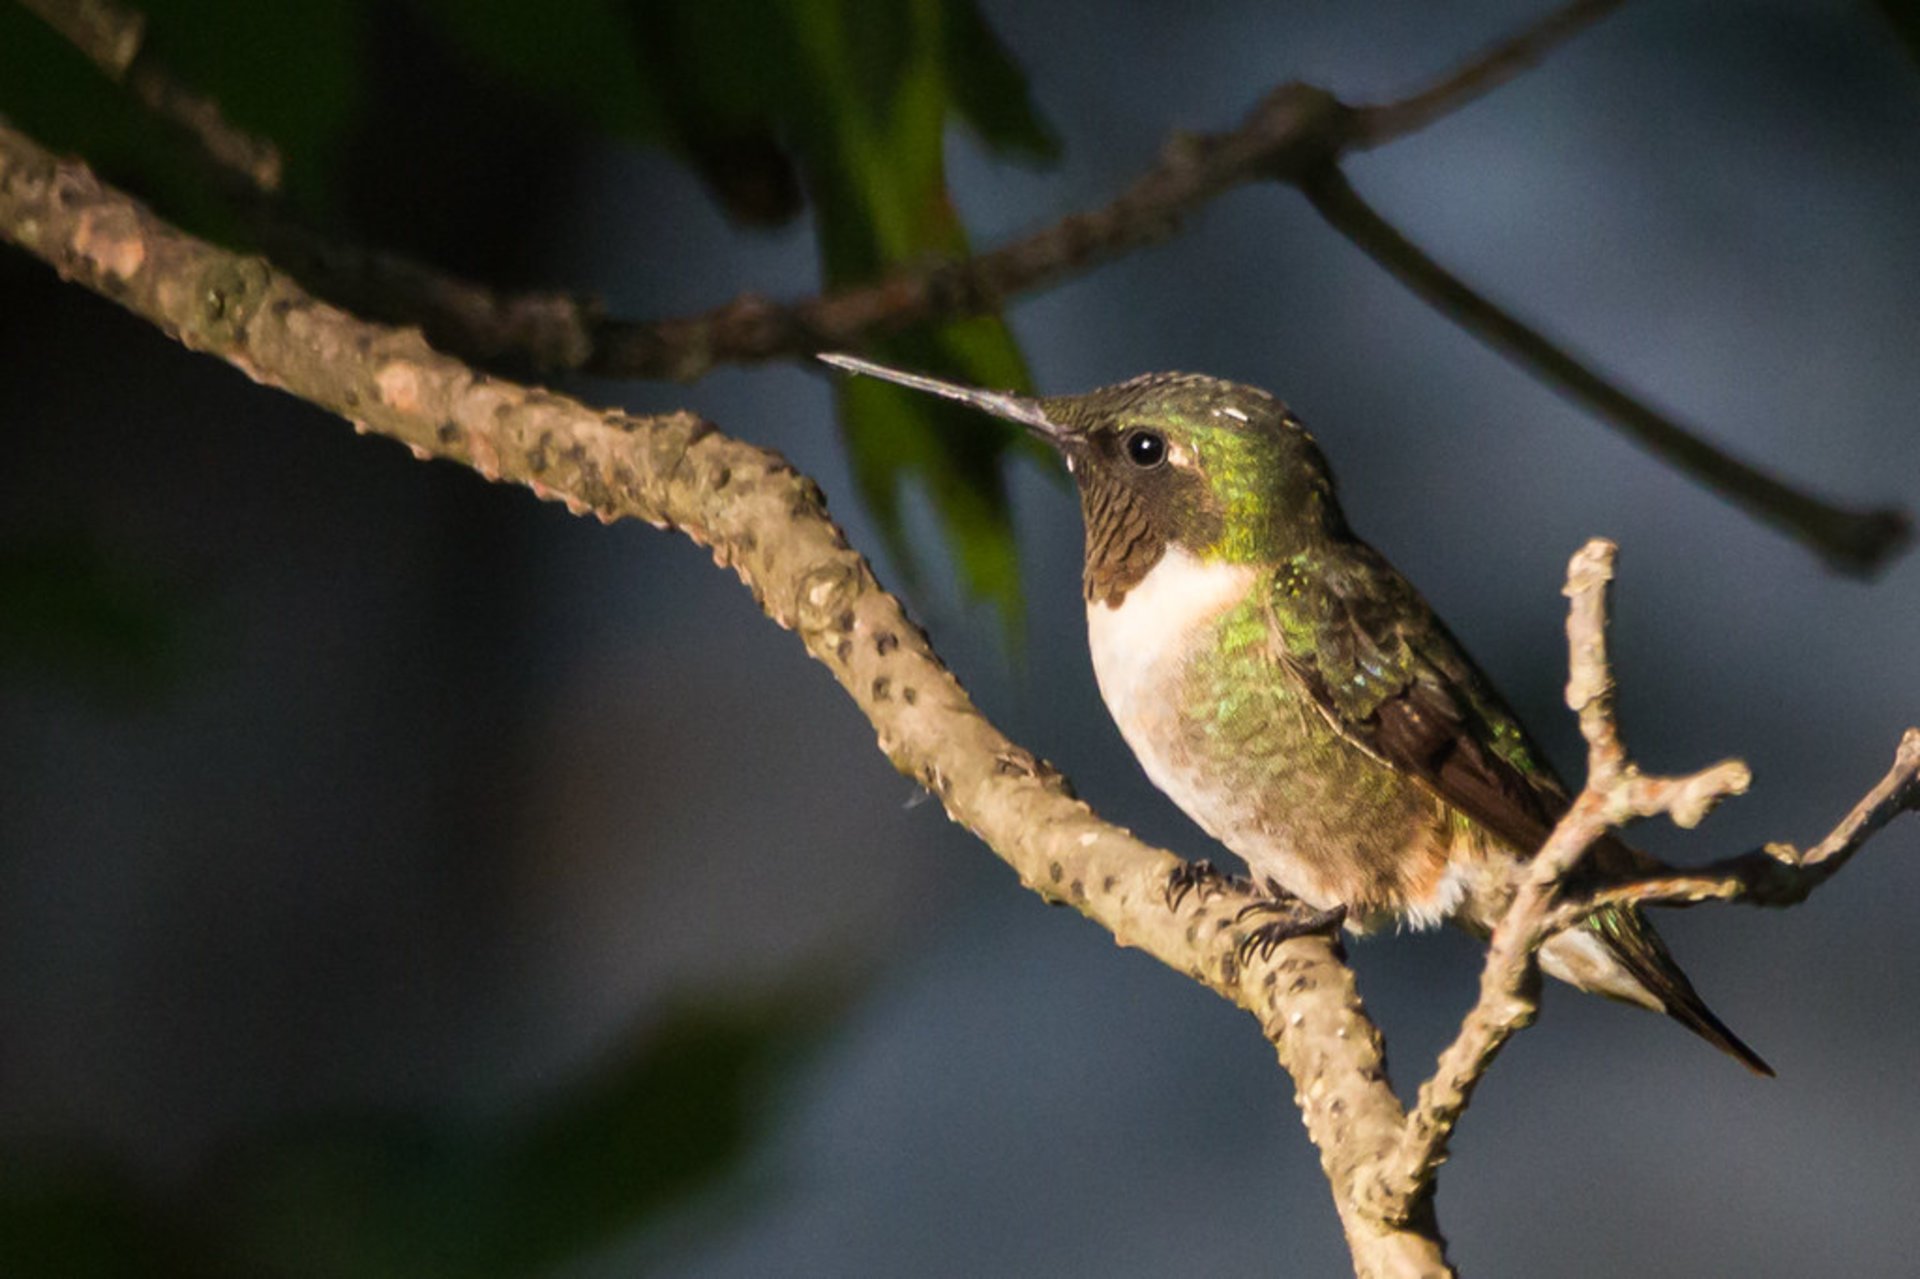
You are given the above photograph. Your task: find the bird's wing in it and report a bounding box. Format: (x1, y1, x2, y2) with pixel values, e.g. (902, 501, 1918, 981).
(1265, 547, 1775, 1075)
(1267, 542, 1571, 858)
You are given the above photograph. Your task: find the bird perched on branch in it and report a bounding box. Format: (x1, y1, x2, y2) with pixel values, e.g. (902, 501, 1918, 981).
(822, 352, 1769, 1075)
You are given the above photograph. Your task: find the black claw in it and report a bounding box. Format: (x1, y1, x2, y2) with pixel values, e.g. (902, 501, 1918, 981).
(1165, 858, 1227, 909)
(1234, 888, 1294, 925)
(1234, 902, 1348, 966)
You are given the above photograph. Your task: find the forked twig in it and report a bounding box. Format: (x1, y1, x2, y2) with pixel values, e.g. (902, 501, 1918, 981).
(1357, 540, 1913, 1225)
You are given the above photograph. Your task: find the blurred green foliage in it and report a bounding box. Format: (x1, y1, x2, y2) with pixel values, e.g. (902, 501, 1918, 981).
(0, 532, 183, 701)
(0, 1, 359, 230)
(0, 995, 828, 1278)
(1876, 0, 1920, 68)
(419, 0, 1061, 625)
(4, 2, 1027, 1260)
(1, 0, 1060, 627)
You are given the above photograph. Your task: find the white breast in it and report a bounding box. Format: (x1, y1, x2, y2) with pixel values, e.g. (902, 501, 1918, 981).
(1086, 547, 1258, 801)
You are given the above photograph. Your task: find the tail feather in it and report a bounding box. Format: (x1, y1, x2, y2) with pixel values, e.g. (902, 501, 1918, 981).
(1587, 905, 1774, 1077)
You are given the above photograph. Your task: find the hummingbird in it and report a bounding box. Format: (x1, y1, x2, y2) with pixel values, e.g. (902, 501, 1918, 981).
(820, 353, 1770, 1075)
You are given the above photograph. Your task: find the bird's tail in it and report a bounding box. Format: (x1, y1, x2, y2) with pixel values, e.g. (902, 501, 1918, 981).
(1543, 903, 1773, 1077)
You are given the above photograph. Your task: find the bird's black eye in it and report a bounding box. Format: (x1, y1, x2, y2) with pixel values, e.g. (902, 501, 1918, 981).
(1122, 429, 1167, 469)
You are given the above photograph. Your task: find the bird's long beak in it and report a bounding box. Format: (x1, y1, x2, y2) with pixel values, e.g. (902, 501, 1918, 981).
(818, 353, 1068, 447)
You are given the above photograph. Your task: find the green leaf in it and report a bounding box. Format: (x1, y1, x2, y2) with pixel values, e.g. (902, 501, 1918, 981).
(541, 0, 1059, 623)
(0, 1, 367, 229)
(768, 0, 1057, 629)
(837, 323, 1036, 633)
(1873, 0, 1920, 71)
(218, 992, 830, 1278)
(941, 0, 1059, 161)
(0, 1164, 208, 1279)
(413, 0, 663, 142)
(0, 532, 185, 701)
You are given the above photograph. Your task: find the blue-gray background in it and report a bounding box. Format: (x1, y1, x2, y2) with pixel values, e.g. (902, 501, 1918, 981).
(4, 0, 1919, 1274)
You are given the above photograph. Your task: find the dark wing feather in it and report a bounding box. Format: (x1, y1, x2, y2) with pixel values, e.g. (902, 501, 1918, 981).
(1274, 541, 1570, 860)
(1269, 546, 1773, 1075)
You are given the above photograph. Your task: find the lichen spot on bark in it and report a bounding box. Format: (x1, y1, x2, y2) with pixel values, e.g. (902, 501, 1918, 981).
(376, 361, 424, 415)
(73, 209, 144, 282)
(194, 256, 271, 344)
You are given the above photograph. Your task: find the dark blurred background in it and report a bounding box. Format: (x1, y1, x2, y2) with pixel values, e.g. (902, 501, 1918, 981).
(4, 0, 1919, 1275)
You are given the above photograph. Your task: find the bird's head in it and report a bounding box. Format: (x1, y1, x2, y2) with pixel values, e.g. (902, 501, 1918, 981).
(820, 354, 1346, 604)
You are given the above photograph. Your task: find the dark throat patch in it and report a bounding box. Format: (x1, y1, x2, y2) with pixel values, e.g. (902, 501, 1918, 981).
(1081, 473, 1167, 607)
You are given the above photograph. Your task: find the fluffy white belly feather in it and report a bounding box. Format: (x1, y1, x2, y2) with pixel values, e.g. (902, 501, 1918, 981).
(1085, 548, 1259, 841)
(1085, 546, 1460, 926)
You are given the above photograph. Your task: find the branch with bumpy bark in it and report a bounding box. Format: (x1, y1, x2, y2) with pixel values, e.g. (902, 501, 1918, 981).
(0, 118, 1450, 1278)
(7, 118, 1917, 1279)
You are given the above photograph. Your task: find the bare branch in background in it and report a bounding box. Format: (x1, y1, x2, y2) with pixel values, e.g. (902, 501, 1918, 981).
(482, 0, 1637, 380)
(1344, 0, 1628, 147)
(1294, 166, 1910, 576)
(24, 0, 1906, 577)
(19, 0, 282, 191)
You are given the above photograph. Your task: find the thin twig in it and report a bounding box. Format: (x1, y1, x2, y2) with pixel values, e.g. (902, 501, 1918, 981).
(1540, 727, 1920, 927)
(26, 0, 1628, 381)
(1296, 166, 1910, 576)
(589, 0, 1635, 375)
(1361, 538, 1914, 1226)
(1347, 0, 1630, 147)
(1361, 540, 1804, 1227)
(19, 0, 282, 191)
(17, 0, 143, 75)
(37, 0, 1903, 581)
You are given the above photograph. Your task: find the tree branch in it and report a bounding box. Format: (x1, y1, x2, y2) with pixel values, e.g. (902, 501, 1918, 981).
(535, 80, 1353, 380)
(1345, 0, 1629, 147)
(1540, 727, 1920, 926)
(32, 0, 1903, 580)
(1358, 540, 1756, 1223)
(0, 118, 1449, 1278)
(19, 0, 282, 191)
(1295, 166, 1910, 576)
(1355, 538, 1917, 1227)
(562, 0, 1634, 378)
(21, 0, 1621, 381)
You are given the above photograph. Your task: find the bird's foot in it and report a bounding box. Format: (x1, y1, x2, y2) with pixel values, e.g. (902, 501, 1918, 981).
(1234, 891, 1347, 965)
(1165, 858, 1232, 909)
